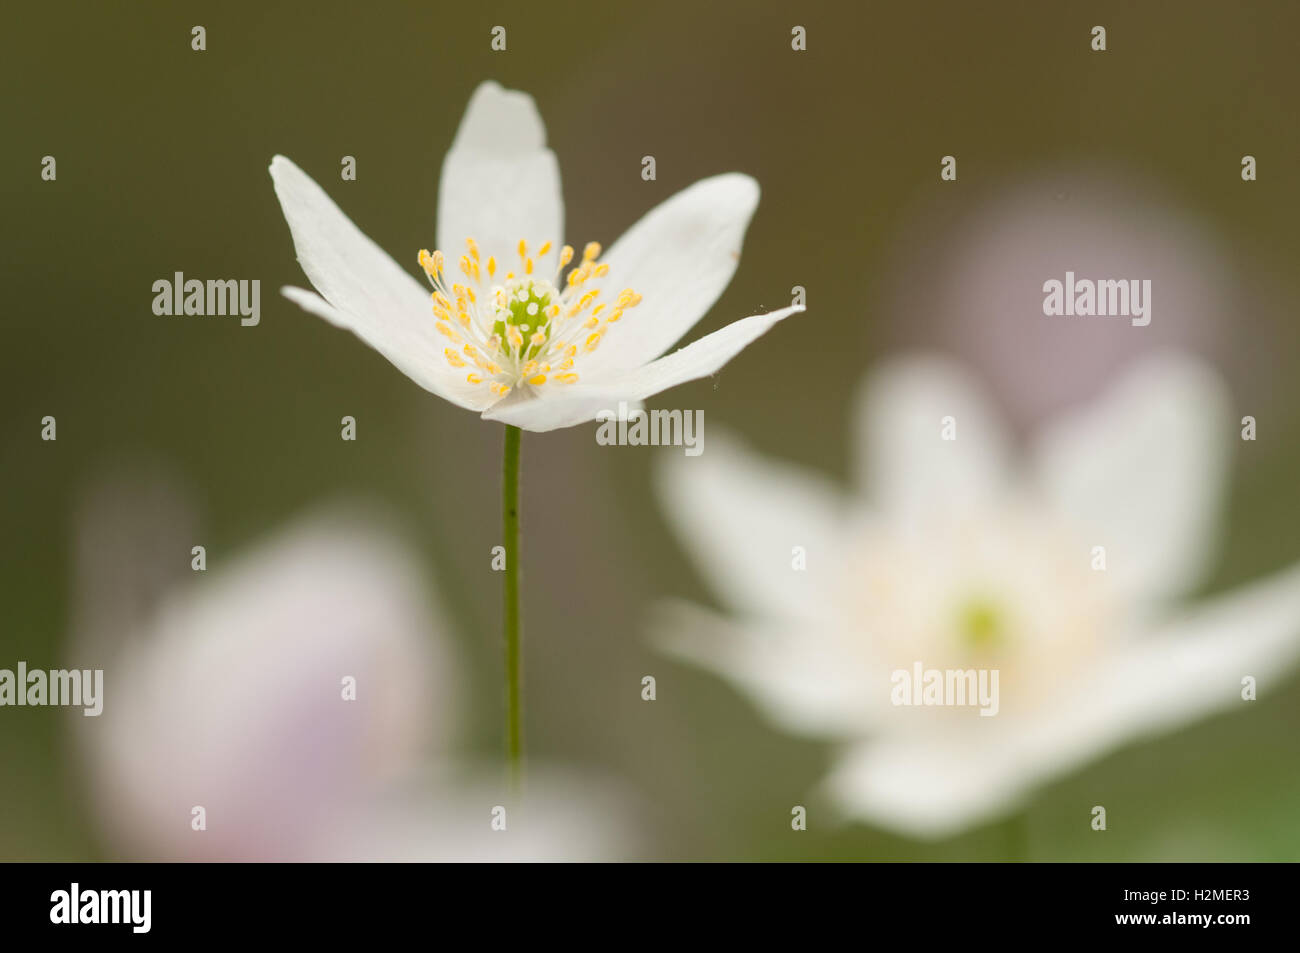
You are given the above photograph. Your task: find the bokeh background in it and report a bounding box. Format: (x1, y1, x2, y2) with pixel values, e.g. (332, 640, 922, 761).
(3, 0, 1299, 860)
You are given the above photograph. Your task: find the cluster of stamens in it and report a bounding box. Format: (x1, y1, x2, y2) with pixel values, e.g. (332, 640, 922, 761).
(417, 237, 642, 398)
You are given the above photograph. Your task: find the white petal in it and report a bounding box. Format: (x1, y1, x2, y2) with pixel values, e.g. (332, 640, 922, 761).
(653, 601, 879, 738)
(270, 157, 491, 410)
(653, 428, 843, 621)
(483, 305, 799, 432)
(826, 560, 1300, 840)
(589, 304, 802, 397)
(1048, 559, 1300, 768)
(480, 384, 643, 433)
(437, 81, 562, 264)
(855, 355, 1012, 527)
(323, 767, 638, 862)
(826, 736, 1030, 840)
(1032, 352, 1231, 608)
(593, 173, 761, 372)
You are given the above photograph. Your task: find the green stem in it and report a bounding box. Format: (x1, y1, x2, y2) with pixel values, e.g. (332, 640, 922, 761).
(502, 424, 523, 790)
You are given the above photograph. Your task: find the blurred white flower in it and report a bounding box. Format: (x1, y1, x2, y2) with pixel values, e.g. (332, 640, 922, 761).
(73, 486, 634, 860)
(270, 80, 800, 433)
(655, 352, 1300, 839)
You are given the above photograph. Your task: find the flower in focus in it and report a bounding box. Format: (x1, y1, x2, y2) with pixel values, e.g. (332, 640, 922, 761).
(654, 352, 1300, 839)
(270, 81, 800, 433)
(73, 485, 634, 860)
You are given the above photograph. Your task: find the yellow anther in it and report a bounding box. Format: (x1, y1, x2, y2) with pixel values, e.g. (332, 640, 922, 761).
(459, 255, 473, 278)
(559, 245, 574, 266)
(594, 263, 610, 277)
(607, 308, 624, 323)
(547, 304, 560, 319)
(490, 382, 511, 397)
(591, 304, 606, 318)
(518, 239, 528, 259)
(525, 257, 534, 275)
(444, 348, 466, 368)
(466, 286, 476, 303)
(558, 357, 574, 370)
(434, 291, 451, 310)
(527, 374, 548, 386)
(538, 241, 552, 256)
(522, 360, 539, 376)
(467, 238, 480, 262)
(557, 372, 579, 384)
(507, 326, 524, 350)
(564, 345, 577, 358)
(583, 241, 601, 262)
(457, 311, 471, 329)
(530, 331, 547, 347)
(467, 373, 483, 385)
(487, 256, 496, 278)
(584, 316, 600, 329)
(584, 331, 603, 351)
(435, 322, 455, 339)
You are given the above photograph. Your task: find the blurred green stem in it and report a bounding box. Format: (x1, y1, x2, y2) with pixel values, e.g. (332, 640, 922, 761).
(502, 424, 523, 790)
(1006, 811, 1030, 862)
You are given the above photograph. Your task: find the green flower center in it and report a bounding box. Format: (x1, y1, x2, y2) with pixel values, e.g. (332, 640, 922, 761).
(956, 596, 1005, 651)
(493, 282, 554, 363)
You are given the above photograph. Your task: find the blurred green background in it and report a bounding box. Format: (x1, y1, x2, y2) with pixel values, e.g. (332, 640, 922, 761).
(2, 0, 1298, 860)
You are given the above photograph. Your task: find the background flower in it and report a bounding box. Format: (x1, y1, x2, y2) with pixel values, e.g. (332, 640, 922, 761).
(71, 474, 636, 861)
(655, 353, 1300, 839)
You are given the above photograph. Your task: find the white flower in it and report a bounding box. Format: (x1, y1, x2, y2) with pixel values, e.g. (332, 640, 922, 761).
(654, 352, 1300, 839)
(74, 489, 635, 861)
(269, 81, 800, 432)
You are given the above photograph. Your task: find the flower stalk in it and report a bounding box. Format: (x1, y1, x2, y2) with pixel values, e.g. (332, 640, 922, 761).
(502, 424, 523, 789)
